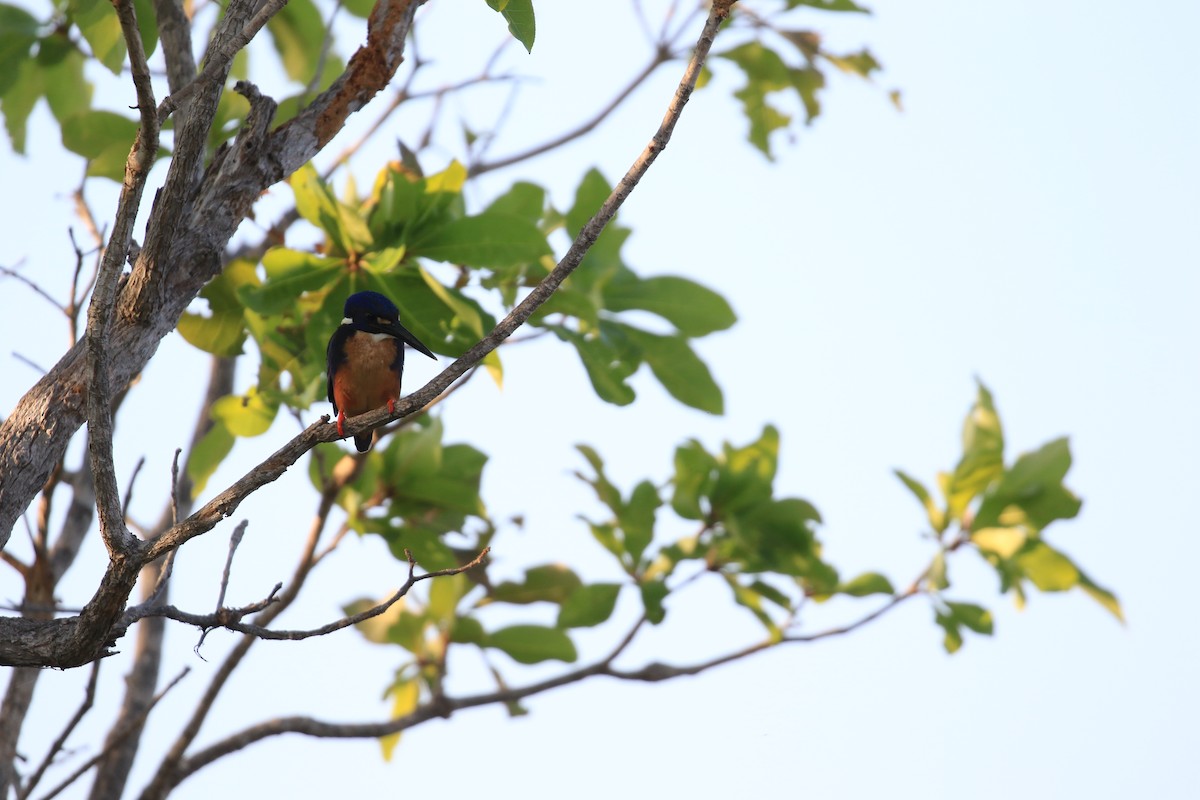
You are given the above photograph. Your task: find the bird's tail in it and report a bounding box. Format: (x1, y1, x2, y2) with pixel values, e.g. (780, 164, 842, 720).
(354, 432, 373, 452)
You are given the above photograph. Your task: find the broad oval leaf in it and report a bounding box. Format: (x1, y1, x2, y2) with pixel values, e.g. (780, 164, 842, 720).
(487, 625, 576, 664)
(557, 583, 621, 629)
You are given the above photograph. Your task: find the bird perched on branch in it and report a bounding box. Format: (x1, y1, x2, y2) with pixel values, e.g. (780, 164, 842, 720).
(327, 291, 436, 452)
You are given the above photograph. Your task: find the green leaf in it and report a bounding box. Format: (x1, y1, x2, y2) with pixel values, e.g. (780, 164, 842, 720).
(133, 0, 157, 57)
(726, 575, 782, 638)
(379, 678, 418, 761)
(945, 601, 994, 635)
(825, 48, 881, 78)
(0, 5, 39, 97)
(549, 325, 637, 406)
(934, 600, 993, 654)
(487, 625, 576, 664)
(557, 583, 621, 628)
(289, 164, 373, 255)
(971, 527, 1026, 559)
(241, 248, 344, 314)
(671, 440, 716, 521)
(934, 608, 963, 654)
(1017, 542, 1079, 592)
(342, 0, 376, 18)
(575, 444, 622, 512)
(1078, 572, 1124, 623)
(719, 42, 795, 158)
(491, 564, 582, 605)
(266, 0, 327, 83)
(428, 572, 466, 624)
(485, 181, 545, 221)
(942, 381, 1004, 523)
(211, 388, 279, 437)
(640, 578, 669, 624)
(486, 0, 535, 52)
(70, 0, 125, 74)
(974, 438, 1081, 531)
(39, 38, 92, 124)
(413, 212, 551, 268)
(60, 110, 140, 181)
(0, 56, 41, 153)
(178, 311, 246, 357)
(785, 0, 871, 11)
(450, 615, 486, 645)
(343, 595, 412, 646)
(619, 480, 660, 566)
(894, 469, 946, 533)
(603, 273, 736, 337)
(838, 572, 894, 597)
(618, 324, 724, 414)
(710, 425, 780, 516)
(185, 421, 234, 499)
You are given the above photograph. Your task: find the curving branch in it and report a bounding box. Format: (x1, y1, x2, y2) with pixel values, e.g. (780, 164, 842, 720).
(171, 570, 914, 786)
(128, 548, 490, 643)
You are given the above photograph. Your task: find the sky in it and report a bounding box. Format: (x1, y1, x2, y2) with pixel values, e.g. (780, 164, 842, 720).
(1, 1, 1199, 798)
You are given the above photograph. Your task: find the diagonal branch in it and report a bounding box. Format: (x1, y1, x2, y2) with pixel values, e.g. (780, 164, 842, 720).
(144, 0, 732, 566)
(0, 0, 424, 552)
(170, 554, 914, 786)
(130, 548, 489, 642)
(73, 0, 161, 660)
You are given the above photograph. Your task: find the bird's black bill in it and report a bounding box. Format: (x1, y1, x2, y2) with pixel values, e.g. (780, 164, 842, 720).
(386, 321, 436, 359)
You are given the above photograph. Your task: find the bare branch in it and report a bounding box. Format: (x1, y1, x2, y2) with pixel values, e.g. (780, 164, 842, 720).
(35, 669, 189, 800)
(470, 51, 671, 176)
(152, 0, 198, 98)
(0, 263, 66, 316)
(193, 520, 249, 652)
(157, 0, 290, 124)
(121, 457, 146, 518)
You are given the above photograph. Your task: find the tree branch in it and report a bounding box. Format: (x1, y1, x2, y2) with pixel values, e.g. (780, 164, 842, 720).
(0, 0, 423, 550)
(132, 548, 489, 642)
(469, 48, 671, 177)
(18, 661, 100, 800)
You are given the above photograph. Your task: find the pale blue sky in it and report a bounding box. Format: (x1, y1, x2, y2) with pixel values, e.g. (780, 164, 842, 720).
(1, 1, 1198, 798)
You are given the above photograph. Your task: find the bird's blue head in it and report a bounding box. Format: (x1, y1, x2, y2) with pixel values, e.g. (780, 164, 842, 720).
(340, 291, 436, 359)
(344, 290, 399, 323)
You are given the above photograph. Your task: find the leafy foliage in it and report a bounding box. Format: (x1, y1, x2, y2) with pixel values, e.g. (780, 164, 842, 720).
(895, 382, 1123, 650)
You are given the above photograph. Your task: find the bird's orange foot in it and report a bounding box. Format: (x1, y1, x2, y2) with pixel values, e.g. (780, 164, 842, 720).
(387, 398, 396, 415)
(336, 410, 347, 437)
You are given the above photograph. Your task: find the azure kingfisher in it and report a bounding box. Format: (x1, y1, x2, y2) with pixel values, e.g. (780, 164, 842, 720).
(327, 291, 436, 452)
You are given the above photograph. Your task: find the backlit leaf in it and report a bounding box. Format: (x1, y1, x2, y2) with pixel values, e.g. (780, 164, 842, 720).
(61, 110, 139, 182)
(486, 0, 535, 52)
(487, 625, 576, 664)
(70, 0, 125, 74)
(557, 583, 621, 628)
(604, 273, 737, 337)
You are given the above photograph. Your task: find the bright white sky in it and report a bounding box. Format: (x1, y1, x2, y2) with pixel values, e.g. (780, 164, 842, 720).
(1, 1, 1198, 799)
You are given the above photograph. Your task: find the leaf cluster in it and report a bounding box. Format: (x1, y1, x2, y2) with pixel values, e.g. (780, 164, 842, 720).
(182, 160, 736, 493)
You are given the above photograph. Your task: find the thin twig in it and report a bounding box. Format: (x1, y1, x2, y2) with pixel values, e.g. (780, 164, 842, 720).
(139, 548, 491, 642)
(0, 264, 66, 314)
(194, 520, 249, 651)
(18, 661, 101, 799)
(121, 457, 146, 518)
(158, 0, 290, 123)
(10, 353, 47, 375)
(34, 668, 189, 800)
(469, 45, 675, 176)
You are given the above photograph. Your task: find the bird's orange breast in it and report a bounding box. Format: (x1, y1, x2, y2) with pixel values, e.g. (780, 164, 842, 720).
(332, 333, 401, 418)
